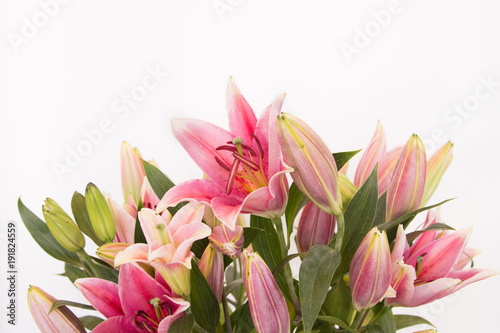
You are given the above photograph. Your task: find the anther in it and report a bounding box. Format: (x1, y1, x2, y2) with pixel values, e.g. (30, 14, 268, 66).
(226, 160, 240, 195)
(252, 134, 264, 158)
(214, 156, 231, 171)
(232, 153, 259, 171)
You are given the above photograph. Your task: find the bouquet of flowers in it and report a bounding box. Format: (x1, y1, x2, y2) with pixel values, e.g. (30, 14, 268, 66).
(20, 78, 498, 333)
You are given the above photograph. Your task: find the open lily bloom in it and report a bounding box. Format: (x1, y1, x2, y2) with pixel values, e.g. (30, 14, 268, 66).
(76, 263, 189, 332)
(114, 202, 211, 296)
(156, 78, 292, 230)
(388, 213, 499, 307)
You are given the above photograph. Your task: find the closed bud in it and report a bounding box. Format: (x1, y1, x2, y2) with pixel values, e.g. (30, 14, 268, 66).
(243, 250, 290, 333)
(386, 134, 427, 221)
(209, 225, 244, 259)
(297, 201, 336, 253)
(350, 227, 395, 311)
(28, 285, 86, 333)
(96, 242, 131, 267)
(42, 198, 85, 252)
(199, 244, 224, 302)
(421, 141, 453, 206)
(85, 183, 116, 243)
(121, 141, 146, 204)
(277, 113, 342, 216)
(354, 121, 386, 187)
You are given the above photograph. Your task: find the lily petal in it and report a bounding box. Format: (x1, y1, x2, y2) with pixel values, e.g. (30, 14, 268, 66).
(167, 202, 205, 236)
(211, 196, 244, 230)
(355, 121, 387, 187)
(114, 243, 150, 267)
(226, 77, 257, 144)
(74, 278, 123, 318)
(92, 316, 137, 333)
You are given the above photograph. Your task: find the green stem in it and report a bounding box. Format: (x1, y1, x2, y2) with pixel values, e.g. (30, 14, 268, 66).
(334, 213, 345, 251)
(356, 309, 370, 330)
(77, 250, 103, 278)
(221, 289, 232, 333)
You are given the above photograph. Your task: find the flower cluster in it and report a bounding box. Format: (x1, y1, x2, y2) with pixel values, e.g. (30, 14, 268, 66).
(21, 78, 497, 333)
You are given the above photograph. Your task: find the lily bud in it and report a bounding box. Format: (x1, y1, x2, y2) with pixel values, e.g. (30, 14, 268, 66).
(243, 250, 290, 333)
(96, 242, 131, 267)
(85, 183, 116, 243)
(338, 173, 358, 210)
(28, 285, 86, 333)
(209, 225, 244, 259)
(42, 198, 85, 252)
(350, 227, 395, 311)
(421, 141, 453, 206)
(199, 244, 224, 302)
(378, 146, 403, 195)
(354, 121, 386, 187)
(277, 113, 342, 216)
(121, 141, 146, 204)
(386, 135, 427, 221)
(297, 201, 336, 253)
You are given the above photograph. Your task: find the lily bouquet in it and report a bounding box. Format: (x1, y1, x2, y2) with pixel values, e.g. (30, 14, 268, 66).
(21, 78, 497, 333)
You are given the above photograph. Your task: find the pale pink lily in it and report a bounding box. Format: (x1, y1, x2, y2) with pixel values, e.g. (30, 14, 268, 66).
(388, 217, 499, 307)
(28, 285, 85, 333)
(209, 224, 244, 259)
(156, 78, 291, 230)
(75, 263, 189, 332)
(114, 202, 211, 296)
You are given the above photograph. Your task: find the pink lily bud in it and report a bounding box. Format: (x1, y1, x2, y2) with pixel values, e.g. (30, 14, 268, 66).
(96, 242, 131, 267)
(199, 244, 224, 302)
(354, 121, 386, 187)
(121, 141, 146, 204)
(243, 250, 290, 333)
(296, 201, 336, 254)
(209, 225, 244, 259)
(28, 285, 86, 333)
(277, 113, 342, 216)
(386, 135, 427, 221)
(349, 227, 395, 311)
(378, 146, 403, 195)
(421, 141, 454, 206)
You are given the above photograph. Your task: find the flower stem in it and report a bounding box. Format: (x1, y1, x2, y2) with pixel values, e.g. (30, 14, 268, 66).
(356, 309, 370, 330)
(334, 213, 345, 251)
(221, 289, 232, 333)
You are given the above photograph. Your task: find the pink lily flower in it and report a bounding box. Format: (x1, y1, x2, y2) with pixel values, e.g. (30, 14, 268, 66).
(388, 216, 499, 307)
(28, 285, 86, 333)
(156, 78, 292, 230)
(209, 224, 245, 259)
(114, 202, 211, 296)
(75, 263, 189, 332)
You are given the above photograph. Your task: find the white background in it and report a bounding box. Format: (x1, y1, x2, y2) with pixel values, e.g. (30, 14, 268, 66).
(2, 0, 500, 332)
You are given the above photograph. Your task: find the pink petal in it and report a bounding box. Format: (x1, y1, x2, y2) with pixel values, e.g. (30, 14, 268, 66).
(211, 196, 244, 230)
(93, 316, 137, 333)
(391, 225, 409, 264)
(106, 193, 136, 244)
(226, 77, 257, 144)
(446, 268, 500, 293)
(156, 179, 226, 214)
(387, 261, 416, 306)
(297, 201, 336, 253)
(167, 202, 205, 236)
(403, 278, 461, 307)
(355, 121, 387, 187)
(378, 146, 403, 195)
(114, 243, 150, 267)
(452, 248, 482, 271)
(172, 223, 212, 260)
(138, 208, 170, 245)
(74, 278, 123, 318)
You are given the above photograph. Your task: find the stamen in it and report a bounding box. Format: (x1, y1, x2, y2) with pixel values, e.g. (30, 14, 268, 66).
(226, 159, 240, 195)
(134, 310, 159, 332)
(415, 253, 427, 277)
(216, 145, 239, 153)
(240, 144, 257, 156)
(232, 153, 259, 171)
(214, 156, 231, 171)
(252, 133, 264, 158)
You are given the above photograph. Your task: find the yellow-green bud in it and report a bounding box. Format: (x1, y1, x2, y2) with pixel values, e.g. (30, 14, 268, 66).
(85, 183, 116, 243)
(42, 198, 85, 252)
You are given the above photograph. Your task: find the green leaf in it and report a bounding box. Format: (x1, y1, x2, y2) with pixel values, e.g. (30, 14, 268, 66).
(134, 200, 147, 244)
(190, 259, 220, 333)
(405, 223, 455, 244)
(285, 183, 310, 242)
(231, 302, 255, 333)
(333, 150, 361, 170)
(191, 238, 209, 260)
(250, 215, 291, 301)
(317, 316, 357, 333)
(394, 315, 434, 330)
(371, 192, 386, 228)
(64, 263, 89, 284)
(168, 313, 195, 333)
(360, 325, 384, 333)
(322, 279, 354, 325)
(272, 253, 302, 277)
(300, 245, 342, 333)
(374, 309, 396, 333)
(18, 198, 81, 266)
(333, 167, 379, 282)
(243, 227, 264, 248)
(71, 191, 104, 246)
(49, 300, 95, 314)
(79, 316, 104, 330)
(90, 258, 119, 283)
(378, 199, 454, 242)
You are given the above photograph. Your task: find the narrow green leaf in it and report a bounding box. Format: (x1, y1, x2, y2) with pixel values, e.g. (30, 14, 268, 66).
(90, 258, 119, 283)
(79, 316, 104, 330)
(272, 253, 302, 277)
(168, 313, 195, 333)
(371, 192, 386, 228)
(250, 215, 291, 301)
(333, 150, 362, 170)
(243, 227, 264, 248)
(49, 300, 95, 313)
(190, 259, 220, 333)
(134, 200, 147, 244)
(360, 325, 384, 333)
(317, 316, 358, 333)
(405, 223, 455, 244)
(333, 167, 379, 282)
(18, 198, 81, 266)
(71, 191, 104, 246)
(231, 302, 254, 333)
(191, 238, 209, 259)
(322, 279, 354, 325)
(285, 183, 310, 242)
(394, 314, 435, 330)
(300, 245, 342, 333)
(64, 263, 89, 284)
